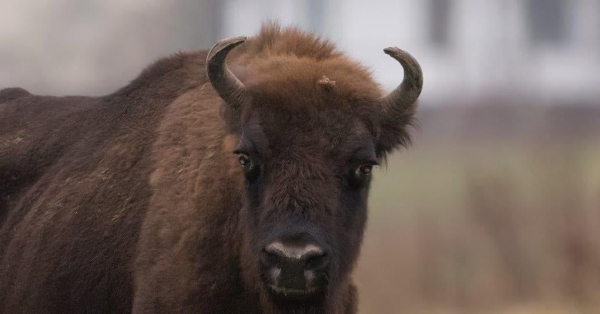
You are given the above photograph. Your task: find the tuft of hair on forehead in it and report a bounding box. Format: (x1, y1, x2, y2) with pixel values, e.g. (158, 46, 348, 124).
(232, 21, 342, 61)
(229, 22, 384, 111)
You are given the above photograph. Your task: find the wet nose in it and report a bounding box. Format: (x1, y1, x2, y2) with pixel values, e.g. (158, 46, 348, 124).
(262, 241, 329, 289)
(264, 242, 328, 269)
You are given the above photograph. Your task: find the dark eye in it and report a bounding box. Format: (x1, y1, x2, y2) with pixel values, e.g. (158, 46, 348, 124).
(349, 162, 376, 188)
(354, 164, 374, 178)
(238, 154, 251, 167)
(236, 153, 260, 182)
(358, 164, 373, 175)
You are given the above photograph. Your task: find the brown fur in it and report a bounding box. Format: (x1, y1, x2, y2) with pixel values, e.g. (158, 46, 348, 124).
(0, 23, 417, 313)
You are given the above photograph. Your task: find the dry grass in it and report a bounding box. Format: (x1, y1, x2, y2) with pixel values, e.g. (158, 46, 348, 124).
(355, 106, 600, 313)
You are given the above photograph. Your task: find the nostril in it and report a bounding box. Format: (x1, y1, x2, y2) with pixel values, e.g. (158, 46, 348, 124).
(306, 253, 328, 270)
(261, 247, 281, 267)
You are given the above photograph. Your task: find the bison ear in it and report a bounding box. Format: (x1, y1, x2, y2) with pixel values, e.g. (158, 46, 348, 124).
(376, 47, 423, 155)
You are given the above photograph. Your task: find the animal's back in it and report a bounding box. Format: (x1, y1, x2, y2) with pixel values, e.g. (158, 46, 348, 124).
(0, 50, 213, 313)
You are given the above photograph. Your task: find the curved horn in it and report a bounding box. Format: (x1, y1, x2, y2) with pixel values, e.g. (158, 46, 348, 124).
(381, 47, 423, 114)
(206, 36, 247, 109)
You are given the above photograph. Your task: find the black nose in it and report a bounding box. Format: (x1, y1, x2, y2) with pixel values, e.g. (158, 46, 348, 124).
(264, 242, 328, 270)
(262, 241, 329, 292)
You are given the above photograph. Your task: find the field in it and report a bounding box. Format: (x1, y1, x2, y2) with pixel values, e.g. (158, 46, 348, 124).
(355, 105, 600, 313)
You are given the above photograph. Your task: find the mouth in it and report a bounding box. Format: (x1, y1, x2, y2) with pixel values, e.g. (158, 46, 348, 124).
(266, 284, 324, 300)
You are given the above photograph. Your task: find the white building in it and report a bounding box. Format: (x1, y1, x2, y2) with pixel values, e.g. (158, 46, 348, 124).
(1, 0, 599, 105)
(219, 0, 600, 106)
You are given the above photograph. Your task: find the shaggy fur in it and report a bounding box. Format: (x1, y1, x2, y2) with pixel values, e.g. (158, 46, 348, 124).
(0, 24, 417, 314)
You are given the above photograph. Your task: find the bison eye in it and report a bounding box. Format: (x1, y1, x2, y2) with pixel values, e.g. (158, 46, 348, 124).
(354, 164, 374, 178)
(238, 154, 251, 167)
(236, 153, 260, 182)
(359, 164, 373, 175)
(349, 161, 378, 188)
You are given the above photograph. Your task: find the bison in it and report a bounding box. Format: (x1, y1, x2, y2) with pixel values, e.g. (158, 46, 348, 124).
(0, 24, 422, 313)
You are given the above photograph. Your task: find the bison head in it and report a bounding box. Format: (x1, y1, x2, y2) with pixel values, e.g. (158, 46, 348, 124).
(206, 34, 422, 312)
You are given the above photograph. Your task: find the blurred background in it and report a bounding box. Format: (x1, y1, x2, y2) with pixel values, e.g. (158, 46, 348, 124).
(2, 0, 599, 313)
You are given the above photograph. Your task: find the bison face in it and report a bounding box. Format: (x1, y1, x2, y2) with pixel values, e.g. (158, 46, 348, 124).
(233, 109, 375, 305)
(206, 35, 422, 311)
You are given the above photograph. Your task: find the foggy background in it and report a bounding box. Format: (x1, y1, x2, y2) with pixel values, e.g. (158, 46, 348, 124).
(2, 0, 600, 313)
(2, 0, 600, 105)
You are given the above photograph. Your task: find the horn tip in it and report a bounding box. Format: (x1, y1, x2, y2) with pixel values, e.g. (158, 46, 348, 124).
(215, 36, 248, 49)
(230, 36, 248, 43)
(207, 36, 248, 62)
(383, 47, 404, 57)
